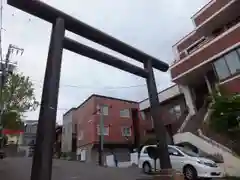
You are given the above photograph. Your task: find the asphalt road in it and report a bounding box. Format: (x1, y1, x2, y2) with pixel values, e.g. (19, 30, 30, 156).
(0, 157, 148, 180)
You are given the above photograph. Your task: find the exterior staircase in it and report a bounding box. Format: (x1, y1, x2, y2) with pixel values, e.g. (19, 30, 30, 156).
(173, 132, 240, 176)
(173, 103, 240, 176)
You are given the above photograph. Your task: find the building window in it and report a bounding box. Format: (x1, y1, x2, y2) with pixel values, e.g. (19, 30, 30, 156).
(120, 109, 130, 118)
(78, 130, 84, 140)
(97, 126, 109, 136)
(121, 127, 131, 137)
(214, 57, 231, 80)
(237, 47, 240, 57)
(224, 50, 240, 75)
(169, 105, 181, 119)
(140, 111, 146, 120)
(98, 105, 109, 116)
(213, 48, 240, 80)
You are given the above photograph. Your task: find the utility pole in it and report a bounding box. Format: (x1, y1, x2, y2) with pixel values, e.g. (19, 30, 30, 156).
(0, 44, 24, 148)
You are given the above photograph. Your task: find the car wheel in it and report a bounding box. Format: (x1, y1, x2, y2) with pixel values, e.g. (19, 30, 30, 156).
(183, 165, 197, 180)
(142, 162, 152, 174)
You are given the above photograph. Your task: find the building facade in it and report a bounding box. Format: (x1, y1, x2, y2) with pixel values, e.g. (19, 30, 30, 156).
(138, 1, 240, 176)
(140, 1, 240, 176)
(61, 108, 76, 153)
(18, 120, 38, 157)
(66, 94, 149, 163)
(170, 0, 240, 153)
(20, 120, 38, 145)
(170, 0, 240, 101)
(139, 85, 188, 143)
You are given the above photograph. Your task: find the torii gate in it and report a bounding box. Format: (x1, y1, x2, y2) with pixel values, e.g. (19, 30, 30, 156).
(7, 0, 172, 180)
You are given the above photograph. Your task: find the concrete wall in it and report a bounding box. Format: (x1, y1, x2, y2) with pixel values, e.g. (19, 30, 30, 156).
(77, 144, 131, 165)
(179, 85, 196, 115)
(62, 110, 74, 153)
(91, 147, 131, 165)
(106, 152, 138, 167)
(174, 132, 240, 177)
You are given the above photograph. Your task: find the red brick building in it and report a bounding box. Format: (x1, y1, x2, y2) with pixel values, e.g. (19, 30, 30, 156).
(141, 1, 240, 145)
(140, 1, 240, 175)
(67, 94, 150, 163)
(170, 0, 240, 98)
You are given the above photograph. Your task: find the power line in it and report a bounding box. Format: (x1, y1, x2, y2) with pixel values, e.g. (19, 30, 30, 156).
(31, 79, 157, 90)
(29, 80, 152, 113)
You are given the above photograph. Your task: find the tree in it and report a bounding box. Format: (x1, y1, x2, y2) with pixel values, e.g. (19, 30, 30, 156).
(1, 72, 39, 130)
(209, 93, 240, 137)
(1, 110, 23, 130)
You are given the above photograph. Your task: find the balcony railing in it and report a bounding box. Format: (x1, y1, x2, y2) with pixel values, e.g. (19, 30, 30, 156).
(189, 15, 240, 54)
(173, 15, 240, 65)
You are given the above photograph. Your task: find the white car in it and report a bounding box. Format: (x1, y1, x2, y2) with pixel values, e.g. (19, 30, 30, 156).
(138, 145, 224, 180)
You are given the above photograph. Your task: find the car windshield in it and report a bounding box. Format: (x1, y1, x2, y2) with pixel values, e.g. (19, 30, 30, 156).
(177, 146, 199, 157)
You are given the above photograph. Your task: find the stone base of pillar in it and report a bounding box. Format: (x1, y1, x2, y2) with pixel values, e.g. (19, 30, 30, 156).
(137, 169, 184, 180)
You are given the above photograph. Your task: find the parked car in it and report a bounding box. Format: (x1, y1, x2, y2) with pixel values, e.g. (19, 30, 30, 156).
(138, 145, 224, 180)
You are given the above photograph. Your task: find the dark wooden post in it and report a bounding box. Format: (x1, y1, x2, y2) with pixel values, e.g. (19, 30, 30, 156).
(144, 59, 172, 169)
(31, 18, 65, 180)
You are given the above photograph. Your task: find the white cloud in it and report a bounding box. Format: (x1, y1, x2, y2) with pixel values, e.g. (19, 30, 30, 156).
(2, 0, 210, 123)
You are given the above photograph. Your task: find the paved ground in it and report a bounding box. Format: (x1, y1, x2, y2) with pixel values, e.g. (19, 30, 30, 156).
(0, 157, 147, 180)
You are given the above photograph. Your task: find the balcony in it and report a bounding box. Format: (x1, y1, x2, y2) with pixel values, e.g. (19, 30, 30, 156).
(219, 74, 240, 94)
(195, 0, 240, 35)
(170, 22, 240, 83)
(192, 0, 232, 27)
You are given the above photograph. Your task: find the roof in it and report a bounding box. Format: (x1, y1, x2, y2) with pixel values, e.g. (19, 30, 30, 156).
(63, 94, 138, 116)
(63, 108, 77, 117)
(139, 84, 178, 103)
(139, 84, 182, 111)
